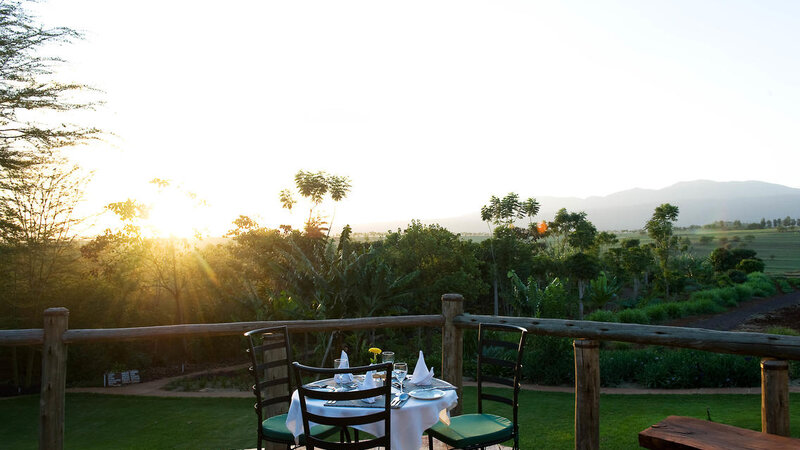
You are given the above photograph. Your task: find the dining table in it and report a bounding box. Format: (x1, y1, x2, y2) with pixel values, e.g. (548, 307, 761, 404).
(285, 376, 458, 450)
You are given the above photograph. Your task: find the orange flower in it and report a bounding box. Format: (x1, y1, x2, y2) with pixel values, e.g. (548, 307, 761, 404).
(537, 221, 548, 234)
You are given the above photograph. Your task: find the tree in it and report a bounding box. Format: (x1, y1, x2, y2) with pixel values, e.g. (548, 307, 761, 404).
(0, 1, 100, 169)
(564, 252, 599, 319)
(548, 209, 596, 256)
(280, 170, 351, 237)
(0, 157, 88, 387)
(645, 203, 679, 297)
(480, 192, 540, 315)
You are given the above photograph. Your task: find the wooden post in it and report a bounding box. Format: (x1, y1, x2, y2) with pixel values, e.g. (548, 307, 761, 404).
(442, 293, 464, 416)
(40, 307, 69, 450)
(761, 358, 790, 436)
(574, 339, 599, 450)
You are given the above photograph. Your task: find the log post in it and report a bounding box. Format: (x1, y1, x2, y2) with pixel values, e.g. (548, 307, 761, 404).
(761, 358, 790, 436)
(442, 293, 464, 416)
(574, 339, 599, 450)
(40, 308, 69, 450)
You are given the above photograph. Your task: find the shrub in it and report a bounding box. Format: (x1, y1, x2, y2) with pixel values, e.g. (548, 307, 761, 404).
(683, 299, 725, 316)
(726, 269, 748, 284)
(774, 277, 793, 294)
(733, 284, 754, 302)
(643, 304, 668, 324)
(617, 309, 649, 324)
(736, 258, 765, 274)
(745, 272, 776, 297)
(716, 287, 738, 307)
(585, 310, 617, 322)
(662, 302, 684, 319)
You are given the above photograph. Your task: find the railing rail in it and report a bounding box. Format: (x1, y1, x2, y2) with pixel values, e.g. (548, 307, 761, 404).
(456, 314, 800, 360)
(0, 294, 796, 450)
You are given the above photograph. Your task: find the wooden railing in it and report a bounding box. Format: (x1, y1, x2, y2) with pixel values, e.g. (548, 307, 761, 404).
(2, 293, 799, 450)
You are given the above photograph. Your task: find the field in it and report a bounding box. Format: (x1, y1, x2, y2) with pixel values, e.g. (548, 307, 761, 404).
(620, 228, 800, 276)
(463, 228, 800, 275)
(2, 389, 799, 449)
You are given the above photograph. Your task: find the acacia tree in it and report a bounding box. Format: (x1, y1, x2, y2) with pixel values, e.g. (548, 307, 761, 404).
(0, 0, 99, 169)
(645, 203, 679, 297)
(0, 157, 88, 387)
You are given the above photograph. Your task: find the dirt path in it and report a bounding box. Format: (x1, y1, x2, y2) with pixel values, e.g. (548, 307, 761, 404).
(669, 289, 800, 331)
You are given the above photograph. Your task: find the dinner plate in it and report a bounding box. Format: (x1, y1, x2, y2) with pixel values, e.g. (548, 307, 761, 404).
(408, 389, 445, 400)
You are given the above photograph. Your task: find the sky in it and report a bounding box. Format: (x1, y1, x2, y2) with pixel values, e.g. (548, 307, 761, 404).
(31, 0, 800, 237)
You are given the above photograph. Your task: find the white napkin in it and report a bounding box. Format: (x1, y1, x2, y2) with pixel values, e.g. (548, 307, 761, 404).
(359, 370, 377, 403)
(410, 350, 434, 385)
(335, 350, 354, 384)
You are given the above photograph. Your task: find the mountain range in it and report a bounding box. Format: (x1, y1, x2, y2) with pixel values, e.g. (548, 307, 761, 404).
(352, 180, 800, 233)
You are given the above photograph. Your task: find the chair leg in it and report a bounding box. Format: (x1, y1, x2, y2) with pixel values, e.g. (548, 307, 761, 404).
(428, 434, 434, 450)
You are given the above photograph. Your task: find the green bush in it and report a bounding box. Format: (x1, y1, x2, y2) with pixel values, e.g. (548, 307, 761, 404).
(521, 337, 574, 385)
(662, 302, 684, 319)
(585, 310, 617, 322)
(774, 277, 793, 294)
(716, 287, 739, 307)
(733, 284, 754, 302)
(643, 304, 668, 324)
(726, 269, 748, 284)
(617, 309, 649, 324)
(736, 258, 765, 274)
(745, 272, 776, 297)
(683, 299, 725, 316)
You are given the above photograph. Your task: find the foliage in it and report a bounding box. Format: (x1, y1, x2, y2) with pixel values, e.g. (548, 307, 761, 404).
(280, 170, 351, 236)
(586, 271, 619, 311)
(645, 203, 680, 296)
(0, 0, 100, 169)
(507, 272, 573, 319)
(377, 221, 486, 316)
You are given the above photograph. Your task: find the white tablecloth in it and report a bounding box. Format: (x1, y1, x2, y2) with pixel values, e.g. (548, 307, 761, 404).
(286, 385, 457, 450)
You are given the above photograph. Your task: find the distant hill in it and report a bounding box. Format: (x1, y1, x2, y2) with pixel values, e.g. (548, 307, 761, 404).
(351, 180, 800, 233)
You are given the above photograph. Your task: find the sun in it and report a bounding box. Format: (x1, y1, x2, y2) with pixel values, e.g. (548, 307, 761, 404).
(137, 183, 212, 239)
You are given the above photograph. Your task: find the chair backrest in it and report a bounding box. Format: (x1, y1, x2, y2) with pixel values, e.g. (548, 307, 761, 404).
(476, 323, 528, 428)
(293, 361, 393, 450)
(244, 326, 293, 424)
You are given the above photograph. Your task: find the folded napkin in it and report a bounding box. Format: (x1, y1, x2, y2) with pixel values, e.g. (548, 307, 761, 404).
(358, 370, 378, 403)
(335, 350, 354, 384)
(410, 350, 434, 385)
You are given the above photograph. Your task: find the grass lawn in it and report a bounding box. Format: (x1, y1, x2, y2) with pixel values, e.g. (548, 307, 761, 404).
(2, 389, 800, 449)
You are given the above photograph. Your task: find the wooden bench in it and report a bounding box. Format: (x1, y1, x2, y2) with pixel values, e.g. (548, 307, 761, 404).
(639, 415, 800, 449)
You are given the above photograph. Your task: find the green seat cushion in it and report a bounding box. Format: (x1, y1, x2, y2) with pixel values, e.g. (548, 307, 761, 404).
(428, 413, 513, 448)
(262, 413, 337, 444)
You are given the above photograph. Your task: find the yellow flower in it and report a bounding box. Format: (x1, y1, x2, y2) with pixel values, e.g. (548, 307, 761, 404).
(368, 347, 382, 364)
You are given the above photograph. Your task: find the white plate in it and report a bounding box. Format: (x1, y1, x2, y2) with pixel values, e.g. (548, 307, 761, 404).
(408, 389, 445, 400)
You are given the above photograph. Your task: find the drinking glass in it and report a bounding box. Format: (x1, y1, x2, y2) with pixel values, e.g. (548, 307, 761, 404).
(393, 362, 408, 394)
(333, 358, 343, 385)
(382, 351, 395, 364)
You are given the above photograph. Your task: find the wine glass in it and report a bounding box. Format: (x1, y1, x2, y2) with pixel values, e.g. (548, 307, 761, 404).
(393, 362, 408, 394)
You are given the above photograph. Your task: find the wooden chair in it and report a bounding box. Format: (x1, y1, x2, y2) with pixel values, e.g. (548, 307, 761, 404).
(427, 323, 528, 450)
(293, 361, 393, 450)
(244, 326, 337, 450)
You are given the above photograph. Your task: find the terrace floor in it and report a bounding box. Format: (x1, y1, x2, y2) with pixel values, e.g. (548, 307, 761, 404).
(245, 440, 512, 449)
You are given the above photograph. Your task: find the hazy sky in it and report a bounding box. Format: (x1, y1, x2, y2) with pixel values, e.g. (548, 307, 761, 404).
(34, 1, 800, 236)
